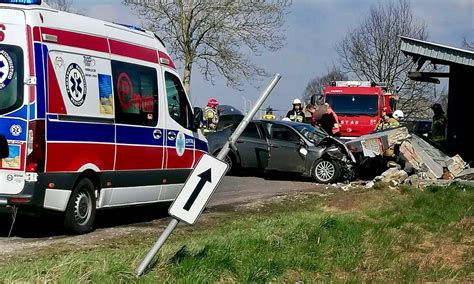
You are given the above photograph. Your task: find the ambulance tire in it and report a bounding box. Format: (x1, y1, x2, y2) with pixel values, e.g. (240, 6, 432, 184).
(312, 159, 341, 184)
(64, 178, 96, 234)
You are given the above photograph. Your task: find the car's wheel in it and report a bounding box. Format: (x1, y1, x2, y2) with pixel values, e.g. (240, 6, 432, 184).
(312, 159, 341, 184)
(223, 152, 238, 174)
(64, 178, 96, 234)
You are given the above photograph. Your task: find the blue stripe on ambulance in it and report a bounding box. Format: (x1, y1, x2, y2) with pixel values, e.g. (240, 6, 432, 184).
(47, 118, 115, 143)
(116, 125, 165, 146)
(34, 43, 46, 119)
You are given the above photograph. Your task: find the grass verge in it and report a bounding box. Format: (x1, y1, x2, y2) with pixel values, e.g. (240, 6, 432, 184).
(1, 183, 473, 282)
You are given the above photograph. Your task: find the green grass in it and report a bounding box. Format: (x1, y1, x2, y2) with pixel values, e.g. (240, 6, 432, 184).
(1, 183, 473, 282)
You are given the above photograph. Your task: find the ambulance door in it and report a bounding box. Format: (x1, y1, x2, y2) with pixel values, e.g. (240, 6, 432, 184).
(111, 61, 164, 205)
(159, 70, 197, 201)
(0, 9, 29, 196)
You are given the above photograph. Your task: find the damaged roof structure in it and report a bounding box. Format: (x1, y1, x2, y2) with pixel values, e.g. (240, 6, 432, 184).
(400, 36, 474, 162)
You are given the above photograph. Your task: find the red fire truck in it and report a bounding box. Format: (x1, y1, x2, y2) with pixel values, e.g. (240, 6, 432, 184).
(316, 81, 397, 140)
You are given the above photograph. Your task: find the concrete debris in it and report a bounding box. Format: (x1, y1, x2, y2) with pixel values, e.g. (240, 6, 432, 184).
(348, 130, 468, 188)
(365, 181, 375, 189)
(404, 174, 420, 188)
(456, 168, 474, 180)
(341, 185, 352, 191)
(379, 168, 409, 184)
(345, 127, 410, 158)
(407, 134, 450, 179)
(446, 154, 467, 177)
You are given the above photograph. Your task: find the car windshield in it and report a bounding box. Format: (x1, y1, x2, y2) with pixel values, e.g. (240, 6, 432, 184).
(293, 124, 327, 144)
(0, 45, 23, 115)
(326, 94, 378, 116)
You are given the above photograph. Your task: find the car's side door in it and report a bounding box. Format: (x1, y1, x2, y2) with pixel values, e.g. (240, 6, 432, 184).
(235, 122, 269, 169)
(264, 122, 306, 173)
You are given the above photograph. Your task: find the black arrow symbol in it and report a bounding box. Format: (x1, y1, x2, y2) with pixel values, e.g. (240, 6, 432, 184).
(183, 168, 212, 211)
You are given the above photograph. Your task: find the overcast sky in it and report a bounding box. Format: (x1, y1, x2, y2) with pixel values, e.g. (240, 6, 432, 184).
(72, 0, 473, 114)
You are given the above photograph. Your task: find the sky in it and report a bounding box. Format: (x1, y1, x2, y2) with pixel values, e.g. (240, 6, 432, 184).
(71, 0, 473, 114)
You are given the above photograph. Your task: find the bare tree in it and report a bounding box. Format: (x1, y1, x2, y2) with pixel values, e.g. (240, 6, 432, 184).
(462, 36, 474, 51)
(123, 0, 291, 95)
(46, 0, 74, 12)
(46, 0, 83, 14)
(303, 66, 347, 104)
(336, 0, 432, 118)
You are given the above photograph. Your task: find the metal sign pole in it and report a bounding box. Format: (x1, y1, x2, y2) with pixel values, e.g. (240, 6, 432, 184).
(136, 218, 179, 276)
(217, 73, 281, 161)
(135, 73, 281, 277)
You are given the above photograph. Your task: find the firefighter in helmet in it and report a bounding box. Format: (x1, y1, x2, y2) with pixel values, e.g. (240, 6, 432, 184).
(375, 108, 402, 131)
(430, 103, 447, 148)
(286, 99, 305, 122)
(263, 107, 276, 120)
(204, 98, 220, 132)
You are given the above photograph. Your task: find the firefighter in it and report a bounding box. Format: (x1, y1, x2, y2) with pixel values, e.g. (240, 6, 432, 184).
(375, 109, 402, 131)
(263, 107, 276, 120)
(204, 98, 220, 132)
(286, 99, 305, 122)
(430, 103, 447, 148)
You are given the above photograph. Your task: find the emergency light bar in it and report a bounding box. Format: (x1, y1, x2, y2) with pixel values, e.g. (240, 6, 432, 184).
(0, 0, 41, 4)
(332, 81, 375, 87)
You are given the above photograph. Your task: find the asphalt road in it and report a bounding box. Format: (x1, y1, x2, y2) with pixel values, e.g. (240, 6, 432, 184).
(0, 175, 332, 260)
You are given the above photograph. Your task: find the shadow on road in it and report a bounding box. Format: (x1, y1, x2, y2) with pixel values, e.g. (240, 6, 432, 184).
(0, 203, 171, 238)
(231, 169, 312, 183)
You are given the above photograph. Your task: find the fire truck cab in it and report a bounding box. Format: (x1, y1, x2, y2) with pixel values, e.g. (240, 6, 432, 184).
(320, 81, 397, 139)
(0, 0, 207, 233)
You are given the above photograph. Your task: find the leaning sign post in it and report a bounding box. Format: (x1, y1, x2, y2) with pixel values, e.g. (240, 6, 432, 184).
(135, 73, 282, 276)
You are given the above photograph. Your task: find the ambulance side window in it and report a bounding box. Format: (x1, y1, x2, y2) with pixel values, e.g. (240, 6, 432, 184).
(111, 61, 158, 126)
(165, 72, 193, 130)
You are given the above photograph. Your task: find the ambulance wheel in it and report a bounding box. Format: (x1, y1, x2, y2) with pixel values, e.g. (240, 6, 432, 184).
(64, 178, 96, 234)
(312, 159, 341, 184)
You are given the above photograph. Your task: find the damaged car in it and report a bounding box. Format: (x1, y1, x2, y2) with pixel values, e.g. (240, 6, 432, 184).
(207, 120, 356, 183)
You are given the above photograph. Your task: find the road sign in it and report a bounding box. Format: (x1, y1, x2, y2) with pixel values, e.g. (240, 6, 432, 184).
(169, 154, 228, 225)
(136, 74, 281, 277)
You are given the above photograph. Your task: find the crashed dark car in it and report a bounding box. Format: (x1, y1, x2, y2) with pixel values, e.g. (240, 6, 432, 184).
(206, 120, 356, 183)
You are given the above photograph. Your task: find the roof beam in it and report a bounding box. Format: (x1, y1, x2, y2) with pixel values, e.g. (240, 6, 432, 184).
(408, 72, 441, 84)
(409, 71, 450, 78)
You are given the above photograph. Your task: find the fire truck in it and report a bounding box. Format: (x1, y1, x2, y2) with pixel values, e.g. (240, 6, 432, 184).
(314, 81, 397, 140)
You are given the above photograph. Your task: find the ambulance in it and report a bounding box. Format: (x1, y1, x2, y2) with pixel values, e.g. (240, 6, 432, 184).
(0, 0, 207, 233)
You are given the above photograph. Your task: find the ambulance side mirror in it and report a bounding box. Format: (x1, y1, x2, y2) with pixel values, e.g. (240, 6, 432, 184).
(193, 107, 203, 131)
(0, 135, 8, 159)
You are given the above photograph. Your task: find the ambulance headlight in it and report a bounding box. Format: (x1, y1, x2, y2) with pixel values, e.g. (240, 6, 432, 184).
(0, 0, 42, 4)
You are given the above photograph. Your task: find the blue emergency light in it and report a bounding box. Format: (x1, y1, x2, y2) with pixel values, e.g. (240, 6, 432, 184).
(0, 0, 41, 4)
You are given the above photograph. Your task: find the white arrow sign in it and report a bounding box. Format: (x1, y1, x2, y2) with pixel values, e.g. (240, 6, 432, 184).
(169, 153, 228, 225)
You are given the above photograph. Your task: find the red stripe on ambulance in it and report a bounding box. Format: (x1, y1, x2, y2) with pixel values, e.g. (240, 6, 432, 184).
(46, 143, 115, 172)
(109, 40, 159, 64)
(40, 27, 110, 53)
(115, 145, 165, 170)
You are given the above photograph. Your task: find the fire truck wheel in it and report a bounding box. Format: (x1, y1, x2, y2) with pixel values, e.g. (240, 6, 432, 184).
(64, 178, 96, 234)
(312, 159, 341, 184)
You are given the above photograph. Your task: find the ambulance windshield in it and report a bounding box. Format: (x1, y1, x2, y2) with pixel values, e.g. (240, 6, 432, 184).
(0, 45, 23, 115)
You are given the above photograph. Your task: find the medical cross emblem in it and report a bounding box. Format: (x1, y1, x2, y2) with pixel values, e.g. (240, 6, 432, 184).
(0, 50, 14, 90)
(65, 63, 87, 107)
(10, 124, 22, 137)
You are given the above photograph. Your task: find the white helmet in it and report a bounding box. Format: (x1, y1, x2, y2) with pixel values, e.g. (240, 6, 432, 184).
(282, 117, 291, 121)
(292, 98, 302, 105)
(393, 110, 404, 119)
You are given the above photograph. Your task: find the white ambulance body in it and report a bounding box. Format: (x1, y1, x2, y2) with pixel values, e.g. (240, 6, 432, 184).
(0, 0, 207, 233)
